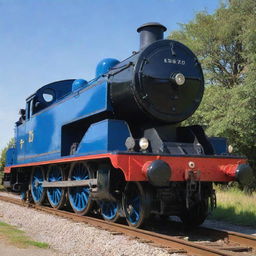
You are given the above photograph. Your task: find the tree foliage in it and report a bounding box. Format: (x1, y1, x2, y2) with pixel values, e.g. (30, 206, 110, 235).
(169, 0, 256, 170)
(0, 138, 15, 172)
(170, 0, 256, 88)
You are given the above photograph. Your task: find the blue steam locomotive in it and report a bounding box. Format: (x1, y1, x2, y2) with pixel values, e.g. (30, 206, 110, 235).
(3, 23, 253, 227)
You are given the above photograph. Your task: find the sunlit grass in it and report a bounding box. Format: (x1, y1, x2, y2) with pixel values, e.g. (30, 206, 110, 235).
(210, 188, 256, 227)
(0, 221, 49, 249)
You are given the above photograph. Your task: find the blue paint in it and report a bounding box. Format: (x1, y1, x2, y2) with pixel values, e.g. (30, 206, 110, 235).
(35, 80, 74, 104)
(209, 137, 227, 155)
(15, 123, 26, 163)
(100, 201, 118, 220)
(15, 81, 111, 164)
(5, 148, 16, 166)
(76, 119, 131, 155)
(9, 71, 128, 167)
(31, 167, 44, 203)
(68, 163, 90, 212)
(72, 79, 88, 91)
(47, 166, 63, 207)
(95, 58, 120, 77)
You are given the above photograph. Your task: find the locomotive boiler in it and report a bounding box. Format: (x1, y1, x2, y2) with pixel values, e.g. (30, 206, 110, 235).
(3, 23, 253, 227)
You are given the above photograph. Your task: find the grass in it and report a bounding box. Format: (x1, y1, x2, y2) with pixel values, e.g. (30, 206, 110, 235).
(210, 187, 256, 227)
(0, 221, 49, 249)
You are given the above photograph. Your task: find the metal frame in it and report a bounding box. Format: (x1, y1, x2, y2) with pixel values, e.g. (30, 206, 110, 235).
(4, 152, 248, 182)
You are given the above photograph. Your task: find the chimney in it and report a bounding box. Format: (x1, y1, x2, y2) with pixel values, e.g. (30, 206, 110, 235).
(137, 22, 167, 50)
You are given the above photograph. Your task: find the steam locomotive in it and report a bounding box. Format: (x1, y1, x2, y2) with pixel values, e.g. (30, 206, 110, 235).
(3, 23, 253, 227)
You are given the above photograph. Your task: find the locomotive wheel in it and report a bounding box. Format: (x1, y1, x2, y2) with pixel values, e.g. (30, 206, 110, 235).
(30, 166, 46, 205)
(99, 200, 120, 222)
(122, 182, 151, 228)
(179, 199, 208, 227)
(46, 165, 66, 209)
(68, 162, 93, 215)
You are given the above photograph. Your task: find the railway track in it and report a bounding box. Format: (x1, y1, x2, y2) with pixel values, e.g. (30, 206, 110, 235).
(0, 194, 255, 256)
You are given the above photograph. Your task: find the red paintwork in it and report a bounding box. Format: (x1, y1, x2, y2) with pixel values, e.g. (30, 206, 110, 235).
(109, 154, 245, 182)
(4, 153, 246, 182)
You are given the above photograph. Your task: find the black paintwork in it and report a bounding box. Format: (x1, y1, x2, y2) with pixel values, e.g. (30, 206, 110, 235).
(143, 125, 212, 155)
(146, 160, 171, 187)
(137, 22, 166, 49)
(236, 164, 255, 186)
(113, 151, 245, 159)
(109, 39, 204, 124)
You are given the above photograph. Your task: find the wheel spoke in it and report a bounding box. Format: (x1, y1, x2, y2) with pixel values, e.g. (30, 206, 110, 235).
(78, 194, 82, 208)
(57, 188, 61, 197)
(55, 189, 60, 204)
(54, 190, 57, 203)
(101, 200, 118, 221)
(131, 208, 139, 221)
(68, 163, 92, 214)
(46, 166, 64, 208)
(82, 191, 88, 204)
(31, 167, 45, 204)
(123, 182, 148, 227)
(74, 193, 78, 205)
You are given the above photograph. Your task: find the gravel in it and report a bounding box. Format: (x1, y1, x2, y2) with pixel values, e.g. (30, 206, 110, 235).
(202, 219, 256, 236)
(169, 215, 256, 236)
(0, 193, 184, 256)
(1, 191, 254, 256)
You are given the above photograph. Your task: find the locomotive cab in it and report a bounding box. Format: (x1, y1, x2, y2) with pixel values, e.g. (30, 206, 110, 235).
(16, 79, 75, 126)
(29, 79, 75, 114)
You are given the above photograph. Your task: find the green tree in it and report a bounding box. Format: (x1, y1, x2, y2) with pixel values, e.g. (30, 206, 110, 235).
(170, 0, 256, 88)
(0, 139, 15, 172)
(169, 0, 256, 171)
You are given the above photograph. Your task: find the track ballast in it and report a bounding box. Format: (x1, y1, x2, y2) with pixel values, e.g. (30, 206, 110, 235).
(0, 194, 255, 256)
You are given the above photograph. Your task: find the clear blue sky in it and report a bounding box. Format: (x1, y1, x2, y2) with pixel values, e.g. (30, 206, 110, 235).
(0, 0, 220, 150)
